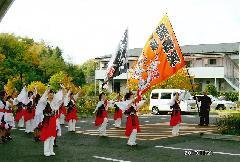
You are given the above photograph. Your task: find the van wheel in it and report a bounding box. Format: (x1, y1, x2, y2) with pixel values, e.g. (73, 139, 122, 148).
(152, 106, 159, 115)
(216, 104, 225, 110)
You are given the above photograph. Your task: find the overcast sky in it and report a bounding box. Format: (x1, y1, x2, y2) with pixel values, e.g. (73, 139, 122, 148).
(0, 0, 239, 64)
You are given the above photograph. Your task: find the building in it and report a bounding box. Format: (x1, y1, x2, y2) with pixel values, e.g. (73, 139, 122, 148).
(95, 42, 239, 93)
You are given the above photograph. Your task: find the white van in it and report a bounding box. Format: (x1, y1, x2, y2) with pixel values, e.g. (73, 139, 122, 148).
(149, 89, 196, 115)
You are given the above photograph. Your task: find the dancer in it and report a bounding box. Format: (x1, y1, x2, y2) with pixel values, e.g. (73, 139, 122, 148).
(65, 92, 79, 132)
(113, 93, 123, 128)
(0, 91, 7, 143)
(124, 92, 141, 146)
(35, 88, 63, 157)
(24, 101, 35, 133)
(40, 100, 57, 156)
(59, 103, 66, 125)
(4, 96, 15, 139)
(15, 102, 25, 128)
(169, 92, 182, 136)
(94, 92, 110, 136)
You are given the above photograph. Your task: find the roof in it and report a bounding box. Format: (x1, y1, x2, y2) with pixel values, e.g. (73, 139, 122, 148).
(0, 0, 14, 22)
(95, 42, 240, 59)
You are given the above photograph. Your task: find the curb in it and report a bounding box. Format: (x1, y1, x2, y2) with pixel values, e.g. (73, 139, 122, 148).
(200, 133, 240, 141)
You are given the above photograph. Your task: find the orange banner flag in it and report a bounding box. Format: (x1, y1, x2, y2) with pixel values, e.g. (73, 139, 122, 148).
(129, 15, 185, 94)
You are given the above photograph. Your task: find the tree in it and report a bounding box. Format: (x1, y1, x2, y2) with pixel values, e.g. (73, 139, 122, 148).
(65, 63, 85, 86)
(27, 81, 47, 95)
(205, 84, 218, 96)
(48, 71, 80, 94)
(79, 59, 98, 83)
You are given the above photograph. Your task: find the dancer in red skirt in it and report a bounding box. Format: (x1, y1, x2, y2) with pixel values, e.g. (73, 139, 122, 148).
(40, 102, 57, 156)
(169, 92, 182, 136)
(24, 101, 35, 133)
(124, 92, 141, 146)
(113, 93, 122, 128)
(15, 102, 25, 128)
(59, 103, 67, 125)
(94, 92, 109, 136)
(65, 93, 78, 132)
(39, 90, 59, 156)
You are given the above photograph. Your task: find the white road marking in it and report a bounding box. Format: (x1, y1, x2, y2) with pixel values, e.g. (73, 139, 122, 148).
(93, 156, 131, 162)
(155, 145, 240, 156)
(80, 121, 87, 123)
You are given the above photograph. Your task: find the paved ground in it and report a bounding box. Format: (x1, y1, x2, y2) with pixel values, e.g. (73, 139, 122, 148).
(72, 114, 218, 141)
(2, 114, 240, 162)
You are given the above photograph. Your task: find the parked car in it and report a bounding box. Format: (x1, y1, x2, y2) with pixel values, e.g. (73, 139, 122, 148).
(149, 89, 197, 115)
(195, 95, 237, 110)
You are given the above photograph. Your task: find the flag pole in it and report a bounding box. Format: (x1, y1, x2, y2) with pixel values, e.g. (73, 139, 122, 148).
(126, 27, 129, 93)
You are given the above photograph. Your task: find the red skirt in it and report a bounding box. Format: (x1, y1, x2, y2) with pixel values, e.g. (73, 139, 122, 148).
(15, 109, 24, 122)
(95, 111, 108, 126)
(59, 106, 67, 116)
(65, 108, 78, 122)
(24, 109, 35, 122)
(114, 109, 122, 120)
(40, 116, 57, 141)
(170, 111, 182, 126)
(125, 115, 140, 137)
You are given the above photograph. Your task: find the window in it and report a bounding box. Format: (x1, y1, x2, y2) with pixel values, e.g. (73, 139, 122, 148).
(185, 61, 192, 67)
(102, 63, 108, 69)
(209, 59, 216, 65)
(151, 93, 159, 99)
(160, 93, 172, 99)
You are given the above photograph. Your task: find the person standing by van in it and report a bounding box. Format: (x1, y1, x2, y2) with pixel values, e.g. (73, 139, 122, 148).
(170, 92, 182, 136)
(198, 91, 212, 126)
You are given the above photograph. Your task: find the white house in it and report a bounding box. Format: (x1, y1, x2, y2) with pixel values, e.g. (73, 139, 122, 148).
(95, 42, 239, 93)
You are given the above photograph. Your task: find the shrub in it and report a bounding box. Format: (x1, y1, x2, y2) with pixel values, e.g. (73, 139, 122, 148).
(27, 81, 46, 95)
(216, 114, 240, 135)
(205, 84, 218, 97)
(76, 95, 98, 118)
(219, 92, 239, 102)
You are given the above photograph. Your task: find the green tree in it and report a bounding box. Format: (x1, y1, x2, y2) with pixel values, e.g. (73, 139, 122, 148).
(65, 63, 85, 86)
(205, 84, 218, 96)
(79, 59, 98, 83)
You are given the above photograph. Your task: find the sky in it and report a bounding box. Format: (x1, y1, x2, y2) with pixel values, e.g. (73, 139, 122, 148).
(0, 0, 239, 64)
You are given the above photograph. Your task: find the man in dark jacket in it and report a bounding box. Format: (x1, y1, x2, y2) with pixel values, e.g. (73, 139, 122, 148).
(198, 91, 212, 126)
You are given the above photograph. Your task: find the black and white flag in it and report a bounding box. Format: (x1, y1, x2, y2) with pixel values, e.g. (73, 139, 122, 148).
(104, 29, 128, 83)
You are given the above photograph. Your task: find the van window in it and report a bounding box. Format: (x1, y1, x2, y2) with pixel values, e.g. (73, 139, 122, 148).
(160, 93, 172, 99)
(151, 93, 159, 99)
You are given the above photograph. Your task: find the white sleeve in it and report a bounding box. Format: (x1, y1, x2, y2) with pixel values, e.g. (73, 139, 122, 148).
(169, 96, 176, 106)
(34, 97, 47, 129)
(93, 101, 103, 113)
(0, 100, 5, 109)
(73, 92, 79, 101)
(107, 100, 115, 108)
(51, 90, 64, 110)
(135, 100, 146, 110)
(13, 98, 19, 106)
(17, 86, 29, 105)
(64, 90, 71, 106)
(114, 100, 132, 111)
